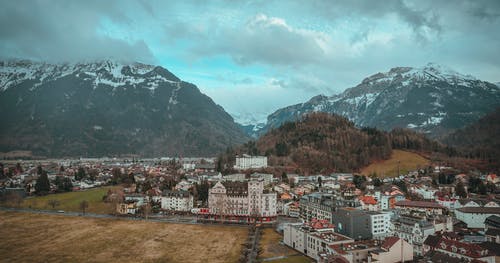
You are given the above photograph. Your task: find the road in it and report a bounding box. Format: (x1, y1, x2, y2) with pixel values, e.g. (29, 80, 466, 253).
(0, 207, 237, 226)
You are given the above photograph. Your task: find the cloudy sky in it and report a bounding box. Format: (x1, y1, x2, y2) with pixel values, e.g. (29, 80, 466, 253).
(1, 0, 500, 124)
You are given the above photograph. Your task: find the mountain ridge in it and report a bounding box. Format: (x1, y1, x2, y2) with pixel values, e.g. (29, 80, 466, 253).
(255, 63, 500, 138)
(0, 59, 249, 157)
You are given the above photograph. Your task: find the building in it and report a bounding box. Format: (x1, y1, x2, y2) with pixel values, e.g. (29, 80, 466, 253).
(283, 220, 354, 261)
(394, 200, 446, 215)
(161, 190, 194, 212)
(367, 211, 392, 240)
(423, 234, 496, 263)
(485, 215, 500, 243)
(321, 240, 380, 263)
(332, 208, 372, 240)
(223, 173, 246, 182)
(204, 179, 277, 223)
(455, 207, 500, 229)
(233, 154, 267, 170)
(250, 173, 274, 186)
(370, 237, 413, 263)
(392, 215, 436, 255)
(332, 208, 391, 240)
(300, 193, 336, 222)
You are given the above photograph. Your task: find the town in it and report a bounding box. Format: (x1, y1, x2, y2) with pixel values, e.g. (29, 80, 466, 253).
(1, 154, 499, 263)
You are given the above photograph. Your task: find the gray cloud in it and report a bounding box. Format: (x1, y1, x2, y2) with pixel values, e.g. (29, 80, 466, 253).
(0, 0, 155, 63)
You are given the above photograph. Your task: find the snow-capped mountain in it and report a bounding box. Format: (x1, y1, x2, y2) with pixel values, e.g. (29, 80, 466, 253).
(259, 63, 500, 138)
(0, 59, 248, 157)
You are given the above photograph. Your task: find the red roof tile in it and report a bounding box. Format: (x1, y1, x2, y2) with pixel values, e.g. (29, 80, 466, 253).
(381, 236, 400, 250)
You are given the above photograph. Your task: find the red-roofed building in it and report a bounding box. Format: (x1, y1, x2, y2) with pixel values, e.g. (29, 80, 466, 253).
(423, 234, 495, 263)
(486, 174, 499, 184)
(394, 200, 446, 215)
(359, 195, 378, 211)
(370, 237, 413, 263)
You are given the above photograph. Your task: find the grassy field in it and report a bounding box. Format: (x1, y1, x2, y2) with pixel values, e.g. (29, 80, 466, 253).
(19, 186, 120, 214)
(259, 228, 297, 259)
(0, 211, 247, 263)
(265, 255, 313, 263)
(361, 150, 430, 178)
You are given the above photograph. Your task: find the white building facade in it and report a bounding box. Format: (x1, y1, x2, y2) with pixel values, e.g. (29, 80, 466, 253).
(161, 190, 194, 212)
(234, 155, 268, 170)
(205, 179, 277, 223)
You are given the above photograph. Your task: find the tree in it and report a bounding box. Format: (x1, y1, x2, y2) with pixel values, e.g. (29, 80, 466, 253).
(455, 181, 467, 198)
(47, 199, 60, 209)
(373, 177, 383, 187)
(394, 180, 408, 193)
(478, 182, 487, 195)
(55, 176, 73, 192)
(75, 167, 86, 181)
(15, 163, 23, 174)
(35, 171, 50, 195)
(317, 177, 322, 188)
(80, 200, 89, 215)
(196, 181, 210, 204)
(141, 202, 152, 220)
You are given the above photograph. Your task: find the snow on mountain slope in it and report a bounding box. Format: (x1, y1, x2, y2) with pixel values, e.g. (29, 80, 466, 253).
(0, 59, 248, 157)
(259, 63, 500, 138)
(0, 59, 179, 92)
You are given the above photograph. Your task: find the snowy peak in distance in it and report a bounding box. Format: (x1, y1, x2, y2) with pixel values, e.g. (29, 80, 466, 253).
(259, 63, 500, 139)
(0, 59, 180, 92)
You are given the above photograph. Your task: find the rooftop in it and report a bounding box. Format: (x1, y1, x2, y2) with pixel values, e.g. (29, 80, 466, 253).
(395, 200, 444, 209)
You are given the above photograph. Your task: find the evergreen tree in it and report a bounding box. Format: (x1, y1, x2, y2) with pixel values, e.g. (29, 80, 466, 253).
(455, 181, 467, 198)
(35, 171, 50, 195)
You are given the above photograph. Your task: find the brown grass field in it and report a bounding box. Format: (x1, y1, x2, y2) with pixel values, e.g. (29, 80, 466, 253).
(361, 149, 430, 177)
(259, 228, 297, 259)
(0, 211, 247, 263)
(258, 228, 312, 263)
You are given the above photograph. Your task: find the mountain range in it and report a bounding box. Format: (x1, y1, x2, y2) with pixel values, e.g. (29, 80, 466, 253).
(0, 59, 249, 157)
(252, 63, 500, 139)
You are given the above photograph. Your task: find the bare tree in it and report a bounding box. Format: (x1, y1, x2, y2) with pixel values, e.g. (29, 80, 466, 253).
(142, 202, 152, 220)
(47, 199, 60, 209)
(79, 200, 89, 215)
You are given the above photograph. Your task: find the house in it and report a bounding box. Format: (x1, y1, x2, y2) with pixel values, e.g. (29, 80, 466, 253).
(486, 174, 499, 184)
(117, 201, 139, 215)
(174, 180, 193, 191)
(455, 207, 500, 228)
(370, 237, 413, 263)
(423, 234, 495, 263)
(359, 195, 378, 211)
(161, 190, 193, 212)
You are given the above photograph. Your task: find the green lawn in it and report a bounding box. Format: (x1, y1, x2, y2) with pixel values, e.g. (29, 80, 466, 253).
(19, 186, 120, 214)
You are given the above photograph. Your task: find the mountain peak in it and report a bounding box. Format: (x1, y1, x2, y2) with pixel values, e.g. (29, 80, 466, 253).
(0, 59, 181, 91)
(256, 63, 500, 138)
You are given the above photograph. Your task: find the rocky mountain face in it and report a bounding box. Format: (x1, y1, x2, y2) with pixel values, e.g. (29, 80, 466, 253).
(260, 64, 500, 138)
(0, 59, 249, 157)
